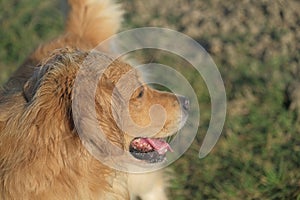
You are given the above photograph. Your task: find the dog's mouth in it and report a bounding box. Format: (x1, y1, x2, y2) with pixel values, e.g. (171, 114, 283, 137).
(129, 137, 173, 163)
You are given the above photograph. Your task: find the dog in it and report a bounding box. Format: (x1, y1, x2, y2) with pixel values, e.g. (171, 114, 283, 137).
(0, 0, 189, 199)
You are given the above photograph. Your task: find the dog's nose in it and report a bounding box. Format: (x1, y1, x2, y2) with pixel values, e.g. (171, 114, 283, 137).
(178, 96, 190, 111)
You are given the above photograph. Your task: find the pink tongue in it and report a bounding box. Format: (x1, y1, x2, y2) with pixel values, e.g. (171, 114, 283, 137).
(144, 138, 173, 155)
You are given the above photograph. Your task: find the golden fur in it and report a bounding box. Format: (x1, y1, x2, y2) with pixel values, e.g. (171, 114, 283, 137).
(0, 0, 184, 199)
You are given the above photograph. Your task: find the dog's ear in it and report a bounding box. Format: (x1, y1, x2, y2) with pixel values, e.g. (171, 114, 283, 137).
(23, 61, 58, 103)
(23, 80, 35, 102)
(23, 65, 49, 102)
(23, 48, 85, 103)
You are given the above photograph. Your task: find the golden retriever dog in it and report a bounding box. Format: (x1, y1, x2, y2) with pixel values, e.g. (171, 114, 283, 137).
(0, 0, 189, 199)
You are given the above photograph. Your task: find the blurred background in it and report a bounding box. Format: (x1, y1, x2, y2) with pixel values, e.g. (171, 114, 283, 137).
(1, 0, 299, 199)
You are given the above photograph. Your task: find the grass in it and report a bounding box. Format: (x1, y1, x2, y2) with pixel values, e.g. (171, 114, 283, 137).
(0, 0, 63, 84)
(1, 0, 299, 199)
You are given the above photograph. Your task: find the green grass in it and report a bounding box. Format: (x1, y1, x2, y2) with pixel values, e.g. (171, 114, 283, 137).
(1, 0, 299, 199)
(0, 0, 63, 84)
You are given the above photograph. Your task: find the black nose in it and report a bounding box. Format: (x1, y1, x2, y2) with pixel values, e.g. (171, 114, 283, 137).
(178, 96, 190, 111)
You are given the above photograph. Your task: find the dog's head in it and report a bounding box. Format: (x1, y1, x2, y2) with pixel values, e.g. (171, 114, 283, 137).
(23, 48, 189, 164)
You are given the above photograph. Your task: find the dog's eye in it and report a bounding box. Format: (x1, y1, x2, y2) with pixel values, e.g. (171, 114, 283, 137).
(137, 87, 144, 98)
